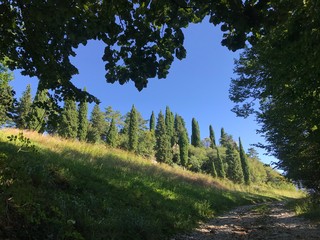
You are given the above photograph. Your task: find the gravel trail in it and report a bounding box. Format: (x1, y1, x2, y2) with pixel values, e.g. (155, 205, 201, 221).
(173, 201, 320, 240)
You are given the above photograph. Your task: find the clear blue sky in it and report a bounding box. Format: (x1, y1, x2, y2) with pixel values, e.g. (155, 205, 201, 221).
(11, 19, 276, 165)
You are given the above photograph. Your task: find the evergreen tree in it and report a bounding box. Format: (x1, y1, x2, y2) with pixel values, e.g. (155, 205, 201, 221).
(174, 114, 188, 140)
(128, 105, 138, 152)
(120, 108, 146, 151)
(247, 147, 259, 160)
(219, 127, 227, 147)
(203, 149, 218, 177)
(191, 118, 201, 147)
(209, 125, 216, 148)
(58, 97, 78, 139)
(45, 97, 61, 135)
(0, 63, 15, 126)
(106, 118, 118, 147)
(122, 109, 147, 133)
(77, 91, 88, 141)
(87, 104, 106, 143)
(29, 85, 48, 133)
(165, 106, 175, 146)
(226, 143, 244, 184)
(155, 111, 172, 164)
(105, 106, 123, 129)
(174, 114, 189, 167)
(137, 130, 156, 158)
(179, 129, 189, 167)
(16, 84, 32, 129)
(239, 138, 251, 185)
(210, 157, 218, 178)
(216, 148, 226, 178)
(149, 111, 155, 131)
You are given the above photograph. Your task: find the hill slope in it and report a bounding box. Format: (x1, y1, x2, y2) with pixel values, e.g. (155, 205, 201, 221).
(0, 129, 303, 239)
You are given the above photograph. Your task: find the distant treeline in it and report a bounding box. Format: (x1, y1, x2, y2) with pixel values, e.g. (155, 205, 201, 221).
(1, 81, 287, 187)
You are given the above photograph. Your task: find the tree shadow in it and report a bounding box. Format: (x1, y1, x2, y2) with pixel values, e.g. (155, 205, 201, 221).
(0, 139, 298, 240)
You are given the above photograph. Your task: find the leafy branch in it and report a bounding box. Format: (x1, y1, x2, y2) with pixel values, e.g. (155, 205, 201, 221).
(7, 132, 37, 153)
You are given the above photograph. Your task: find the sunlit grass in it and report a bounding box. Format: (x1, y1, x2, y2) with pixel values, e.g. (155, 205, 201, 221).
(0, 128, 305, 239)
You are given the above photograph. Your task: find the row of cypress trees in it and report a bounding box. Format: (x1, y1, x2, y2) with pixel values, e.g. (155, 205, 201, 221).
(12, 84, 251, 185)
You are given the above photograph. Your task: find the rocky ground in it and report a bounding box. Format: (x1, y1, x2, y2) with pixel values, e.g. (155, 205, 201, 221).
(173, 201, 320, 240)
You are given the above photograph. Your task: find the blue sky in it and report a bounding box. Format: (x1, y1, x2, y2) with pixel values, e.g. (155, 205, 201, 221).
(11, 19, 276, 165)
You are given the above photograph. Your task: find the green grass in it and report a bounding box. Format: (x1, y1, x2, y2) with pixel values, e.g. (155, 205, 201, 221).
(287, 197, 320, 222)
(0, 129, 304, 239)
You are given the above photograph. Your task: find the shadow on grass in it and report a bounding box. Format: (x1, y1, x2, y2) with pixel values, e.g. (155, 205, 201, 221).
(0, 140, 290, 240)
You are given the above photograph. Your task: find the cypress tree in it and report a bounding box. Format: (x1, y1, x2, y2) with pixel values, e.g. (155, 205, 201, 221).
(173, 114, 180, 145)
(191, 118, 201, 147)
(174, 114, 189, 167)
(179, 127, 189, 167)
(128, 105, 138, 152)
(106, 118, 118, 147)
(239, 138, 251, 185)
(155, 111, 172, 164)
(210, 157, 218, 178)
(149, 111, 155, 131)
(16, 84, 32, 129)
(59, 97, 78, 139)
(216, 148, 226, 178)
(29, 85, 48, 133)
(77, 90, 88, 141)
(209, 125, 216, 148)
(226, 143, 244, 184)
(87, 104, 106, 143)
(165, 106, 175, 146)
(219, 127, 227, 147)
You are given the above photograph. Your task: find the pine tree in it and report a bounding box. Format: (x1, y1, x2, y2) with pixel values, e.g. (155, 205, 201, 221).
(239, 138, 251, 185)
(59, 97, 78, 139)
(155, 111, 172, 164)
(77, 91, 88, 141)
(128, 105, 138, 152)
(191, 118, 201, 147)
(149, 111, 155, 131)
(29, 85, 48, 133)
(87, 104, 106, 143)
(165, 106, 175, 146)
(209, 125, 216, 148)
(16, 84, 32, 129)
(216, 148, 226, 178)
(226, 143, 244, 184)
(174, 114, 189, 166)
(106, 118, 118, 147)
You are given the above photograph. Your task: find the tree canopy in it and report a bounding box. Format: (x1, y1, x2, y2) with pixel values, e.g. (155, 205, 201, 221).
(229, 0, 320, 192)
(0, 0, 275, 102)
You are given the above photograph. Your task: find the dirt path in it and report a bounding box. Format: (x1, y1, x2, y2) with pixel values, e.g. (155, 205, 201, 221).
(173, 201, 320, 240)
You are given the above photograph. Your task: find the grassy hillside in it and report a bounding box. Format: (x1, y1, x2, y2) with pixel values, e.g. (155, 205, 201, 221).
(0, 129, 304, 239)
